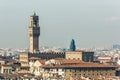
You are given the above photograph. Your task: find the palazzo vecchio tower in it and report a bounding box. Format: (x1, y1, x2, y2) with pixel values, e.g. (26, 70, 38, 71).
(28, 13, 40, 53)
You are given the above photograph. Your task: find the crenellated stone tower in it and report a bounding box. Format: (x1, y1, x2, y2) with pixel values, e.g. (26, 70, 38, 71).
(29, 13, 40, 53)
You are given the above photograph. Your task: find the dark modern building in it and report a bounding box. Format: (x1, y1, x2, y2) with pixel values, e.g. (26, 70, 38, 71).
(70, 39, 76, 51)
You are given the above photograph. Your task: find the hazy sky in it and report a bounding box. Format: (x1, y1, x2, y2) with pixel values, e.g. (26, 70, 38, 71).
(0, 0, 120, 48)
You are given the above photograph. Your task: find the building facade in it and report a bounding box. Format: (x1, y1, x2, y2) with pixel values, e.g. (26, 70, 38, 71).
(66, 51, 94, 62)
(82, 51, 94, 62)
(64, 66, 116, 80)
(1, 64, 12, 74)
(19, 52, 29, 67)
(66, 51, 82, 60)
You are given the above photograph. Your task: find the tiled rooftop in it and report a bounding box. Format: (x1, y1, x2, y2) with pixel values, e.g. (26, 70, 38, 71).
(42, 59, 116, 68)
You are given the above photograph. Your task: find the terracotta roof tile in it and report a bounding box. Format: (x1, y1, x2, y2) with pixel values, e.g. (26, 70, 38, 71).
(42, 60, 116, 68)
(38, 59, 46, 65)
(61, 60, 84, 64)
(1, 64, 11, 67)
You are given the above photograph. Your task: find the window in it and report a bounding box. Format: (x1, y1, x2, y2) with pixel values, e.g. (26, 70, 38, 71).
(75, 69, 76, 72)
(110, 73, 111, 76)
(4, 69, 6, 73)
(9, 69, 12, 74)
